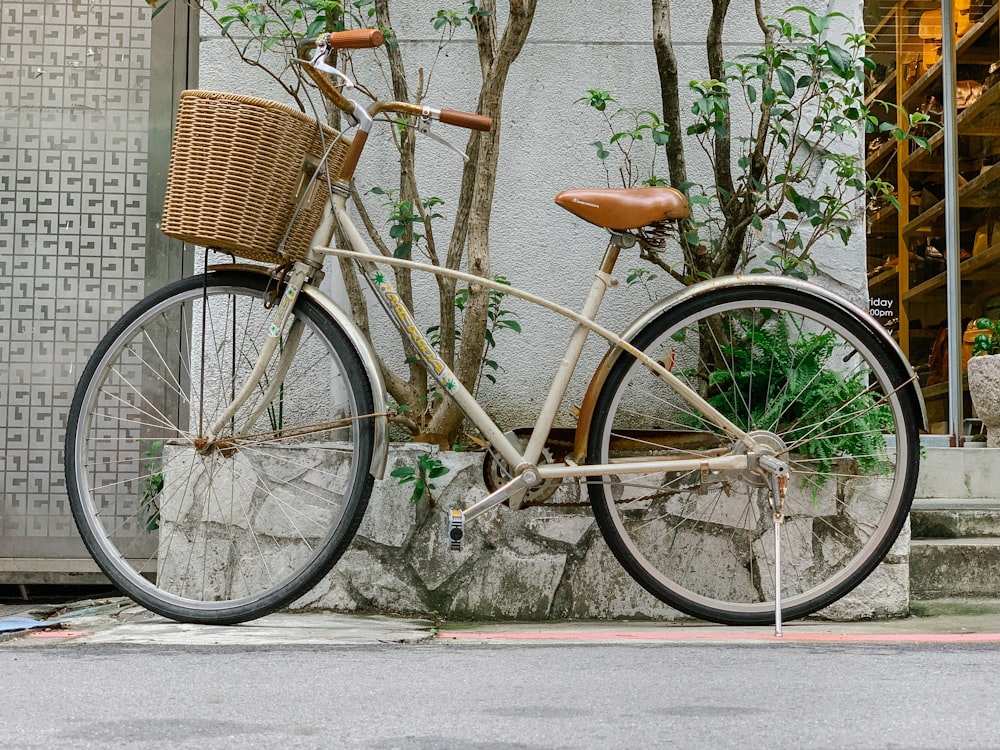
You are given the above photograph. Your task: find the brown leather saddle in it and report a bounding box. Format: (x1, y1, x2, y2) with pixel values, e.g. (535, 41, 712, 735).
(554, 187, 689, 231)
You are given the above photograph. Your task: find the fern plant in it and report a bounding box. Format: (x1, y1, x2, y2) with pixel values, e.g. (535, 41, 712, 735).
(698, 311, 893, 484)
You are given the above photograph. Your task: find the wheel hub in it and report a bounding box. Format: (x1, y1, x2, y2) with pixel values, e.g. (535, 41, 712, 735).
(193, 436, 239, 458)
(735, 429, 789, 487)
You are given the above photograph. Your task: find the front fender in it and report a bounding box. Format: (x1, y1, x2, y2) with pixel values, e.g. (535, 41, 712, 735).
(573, 274, 927, 463)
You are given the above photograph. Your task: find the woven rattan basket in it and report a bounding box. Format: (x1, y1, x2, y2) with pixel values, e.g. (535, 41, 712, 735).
(161, 90, 350, 264)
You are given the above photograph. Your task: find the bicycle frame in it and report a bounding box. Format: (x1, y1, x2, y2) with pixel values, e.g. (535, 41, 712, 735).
(305, 187, 764, 514)
(201, 32, 786, 527)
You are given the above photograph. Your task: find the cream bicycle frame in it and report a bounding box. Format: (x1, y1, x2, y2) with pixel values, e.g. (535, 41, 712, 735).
(311, 187, 761, 514)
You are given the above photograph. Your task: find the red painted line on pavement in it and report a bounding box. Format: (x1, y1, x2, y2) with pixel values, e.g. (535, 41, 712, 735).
(440, 630, 1000, 643)
(26, 630, 89, 639)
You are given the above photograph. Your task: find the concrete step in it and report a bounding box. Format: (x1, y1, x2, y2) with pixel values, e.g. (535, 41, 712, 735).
(910, 499, 1000, 539)
(915, 447, 1000, 501)
(910, 538, 1000, 600)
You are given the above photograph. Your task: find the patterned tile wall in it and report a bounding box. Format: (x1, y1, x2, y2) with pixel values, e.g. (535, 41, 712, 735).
(0, 0, 151, 558)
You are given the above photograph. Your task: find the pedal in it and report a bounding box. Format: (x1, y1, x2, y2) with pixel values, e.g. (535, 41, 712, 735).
(447, 509, 465, 551)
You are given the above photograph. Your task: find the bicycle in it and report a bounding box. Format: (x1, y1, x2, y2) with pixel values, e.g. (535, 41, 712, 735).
(65, 29, 923, 631)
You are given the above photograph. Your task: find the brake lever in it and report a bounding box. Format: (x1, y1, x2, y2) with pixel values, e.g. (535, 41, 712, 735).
(307, 47, 356, 89)
(416, 112, 469, 163)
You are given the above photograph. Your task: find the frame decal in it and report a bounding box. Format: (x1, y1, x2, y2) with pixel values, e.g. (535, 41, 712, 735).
(373, 274, 458, 392)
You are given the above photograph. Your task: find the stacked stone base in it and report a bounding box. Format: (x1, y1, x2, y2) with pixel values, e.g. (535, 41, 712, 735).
(291, 445, 909, 622)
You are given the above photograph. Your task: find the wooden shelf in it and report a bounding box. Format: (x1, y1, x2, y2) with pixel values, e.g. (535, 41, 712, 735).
(868, 5, 897, 42)
(903, 84, 1000, 177)
(868, 266, 900, 288)
(869, 200, 900, 235)
(866, 74, 898, 107)
(922, 376, 969, 400)
(867, 137, 898, 177)
(902, 161, 1000, 237)
(901, 3, 1000, 111)
(902, 242, 1000, 302)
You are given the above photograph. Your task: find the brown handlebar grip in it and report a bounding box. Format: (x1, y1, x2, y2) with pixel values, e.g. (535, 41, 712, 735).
(439, 109, 493, 132)
(327, 28, 384, 49)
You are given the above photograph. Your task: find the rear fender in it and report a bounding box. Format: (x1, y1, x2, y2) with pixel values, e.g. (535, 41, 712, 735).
(573, 275, 927, 463)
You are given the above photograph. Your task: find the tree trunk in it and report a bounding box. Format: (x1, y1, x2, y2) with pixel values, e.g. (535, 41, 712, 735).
(427, 0, 537, 439)
(651, 0, 687, 191)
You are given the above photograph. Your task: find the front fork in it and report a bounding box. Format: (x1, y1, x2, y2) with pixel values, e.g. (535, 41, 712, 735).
(201, 262, 315, 446)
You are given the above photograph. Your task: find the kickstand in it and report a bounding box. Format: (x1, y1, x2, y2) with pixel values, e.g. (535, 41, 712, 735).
(773, 511, 783, 638)
(766, 470, 787, 638)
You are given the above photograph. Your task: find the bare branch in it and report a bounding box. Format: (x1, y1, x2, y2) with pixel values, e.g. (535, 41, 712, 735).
(651, 0, 687, 190)
(708, 0, 734, 206)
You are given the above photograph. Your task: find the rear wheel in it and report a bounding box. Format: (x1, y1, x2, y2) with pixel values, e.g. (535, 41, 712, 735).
(65, 270, 376, 624)
(587, 284, 920, 625)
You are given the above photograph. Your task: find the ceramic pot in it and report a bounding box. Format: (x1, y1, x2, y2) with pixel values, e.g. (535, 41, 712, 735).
(967, 354, 1000, 447)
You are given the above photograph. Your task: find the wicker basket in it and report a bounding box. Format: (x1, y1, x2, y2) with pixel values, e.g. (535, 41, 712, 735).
(161, 90, 350, 264)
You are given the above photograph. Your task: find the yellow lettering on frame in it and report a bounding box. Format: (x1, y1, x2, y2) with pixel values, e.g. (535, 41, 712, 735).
(385, 291, 445, 375)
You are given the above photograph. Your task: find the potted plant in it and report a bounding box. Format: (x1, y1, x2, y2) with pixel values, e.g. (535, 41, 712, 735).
(965, 433, 988, 448)
(966, 317, 1000, 447)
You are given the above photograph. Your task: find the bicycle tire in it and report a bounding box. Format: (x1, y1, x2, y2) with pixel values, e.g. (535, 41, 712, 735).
(586, 283, 920, 625)
(65, 269, 376, 625)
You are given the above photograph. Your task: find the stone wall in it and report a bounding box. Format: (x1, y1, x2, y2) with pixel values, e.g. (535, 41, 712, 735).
(291, 444, 909, 622)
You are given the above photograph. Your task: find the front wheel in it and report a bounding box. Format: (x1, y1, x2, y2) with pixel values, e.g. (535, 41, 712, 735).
(65, 270, 376, 624)
(586, 283, 920, 625)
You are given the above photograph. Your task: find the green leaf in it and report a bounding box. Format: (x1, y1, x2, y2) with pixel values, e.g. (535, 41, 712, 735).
(776, 68, 796, 98)
(591, 141, 610, 160)
(391, 466, 415, 482)
(151, 0, 176, 18)
(499, 320, 522, 333)
(808, 11, 829, 35)
(825, 42, 852, 77)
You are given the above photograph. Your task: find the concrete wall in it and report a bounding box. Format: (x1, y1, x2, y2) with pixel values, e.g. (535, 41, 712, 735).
(198, 0, 867, 427)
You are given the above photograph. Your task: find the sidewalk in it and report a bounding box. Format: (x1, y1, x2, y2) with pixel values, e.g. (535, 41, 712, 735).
(0, 599, 435, 647)
(4, 597, 1000, 647)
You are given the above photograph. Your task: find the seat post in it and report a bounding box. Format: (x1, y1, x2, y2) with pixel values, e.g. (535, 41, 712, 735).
(602, 230, 639, 275)
(600, 237, 625, 275)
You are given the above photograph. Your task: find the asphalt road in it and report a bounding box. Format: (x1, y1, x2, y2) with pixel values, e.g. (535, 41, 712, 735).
(3, 641, 1000, 749)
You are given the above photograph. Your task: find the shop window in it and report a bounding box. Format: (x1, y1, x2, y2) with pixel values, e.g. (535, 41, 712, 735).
(865, 0, 1000, 435)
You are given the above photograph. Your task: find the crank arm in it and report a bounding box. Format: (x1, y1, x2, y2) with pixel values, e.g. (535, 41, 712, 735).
(446, 473, 529, 552)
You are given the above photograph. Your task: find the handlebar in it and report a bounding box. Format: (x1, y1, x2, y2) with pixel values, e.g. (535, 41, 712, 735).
(439, 109, 493, 132)
(295, 32, 492, 133)
(294, 30, 493, 181)
(324, 28, 384, 49)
